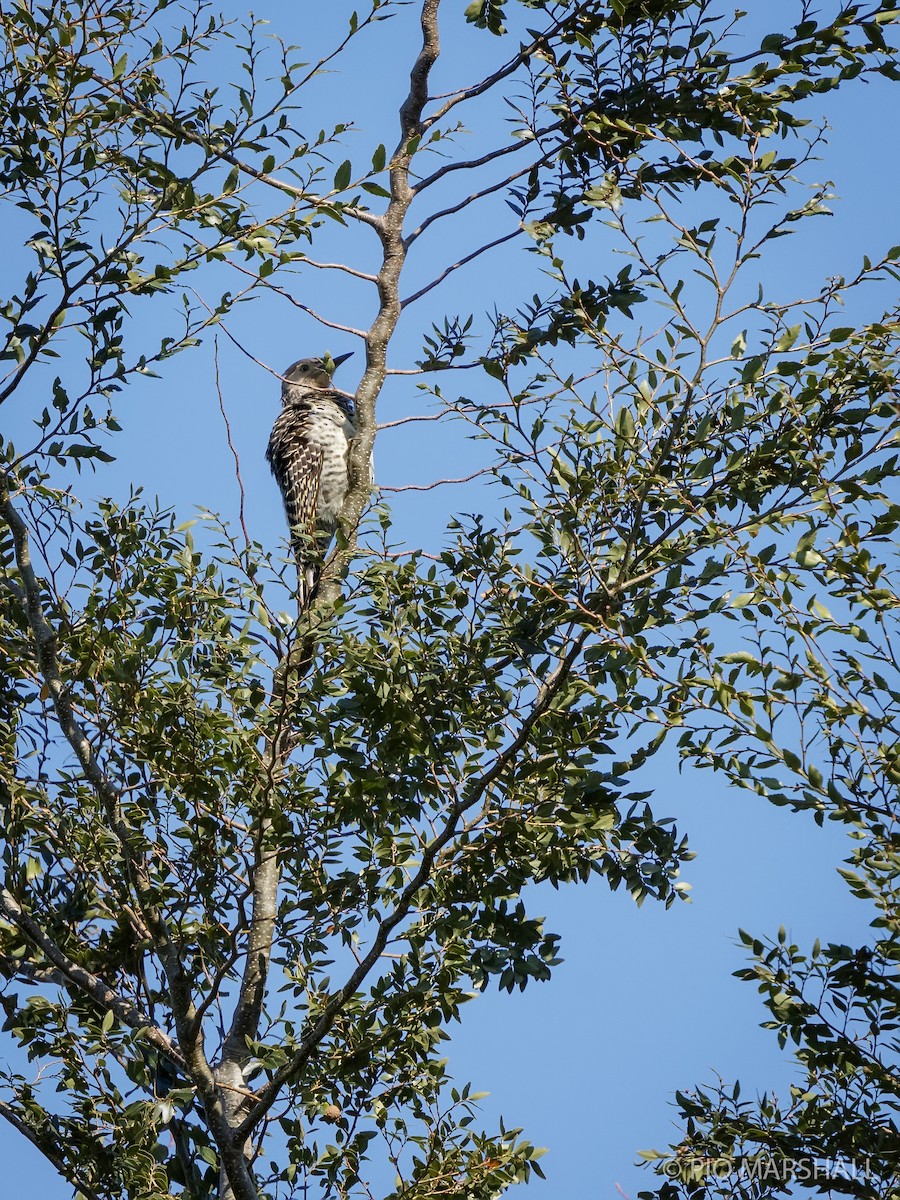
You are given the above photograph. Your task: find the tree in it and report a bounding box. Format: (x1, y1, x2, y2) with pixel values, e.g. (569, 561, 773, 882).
(0, 1, 898, 1198)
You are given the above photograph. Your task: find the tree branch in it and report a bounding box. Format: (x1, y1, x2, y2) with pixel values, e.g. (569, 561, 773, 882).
(422, 6, 586, 130)
(237, 629, 588, 1137)
(216, 8, 448, 1168)
(401, 227, 523, 307)
(380, 467, 495, 492)
(405, 157, 543, 247)
(0, 886, 184, 1069)
(0, 475, 227, 1145)
(0, 1098, 104, 1200)
(415, 132, 534, 192)
(220, 821, 278, 1065)
(312, 0, 442, 613)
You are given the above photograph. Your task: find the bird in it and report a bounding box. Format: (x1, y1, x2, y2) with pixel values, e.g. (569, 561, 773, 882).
(266, 351, 359, 608)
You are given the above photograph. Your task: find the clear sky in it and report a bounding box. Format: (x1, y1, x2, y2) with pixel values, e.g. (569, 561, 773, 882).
(2, 1, 899, 1196)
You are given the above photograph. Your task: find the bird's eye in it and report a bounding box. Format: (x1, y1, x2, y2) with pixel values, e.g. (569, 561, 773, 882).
(300, 364, 309, 373)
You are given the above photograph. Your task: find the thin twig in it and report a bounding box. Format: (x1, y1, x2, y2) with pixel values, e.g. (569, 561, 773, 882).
(202, 268, 369, 338)
(213, 339, 252, 556)
(405, 156, 548, 246)
(401, 227, 523, 307)
(377, 411, 450, 429)
(291, 256, 378, 282)
(380, 467, 494, 492)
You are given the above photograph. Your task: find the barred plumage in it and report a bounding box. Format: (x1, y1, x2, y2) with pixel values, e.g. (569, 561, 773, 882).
(266, 353, 356, 608)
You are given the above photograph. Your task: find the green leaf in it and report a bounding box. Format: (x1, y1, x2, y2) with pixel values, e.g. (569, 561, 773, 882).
(774, 325, 800, 352)
(615, 406, 635, 441)
(481, 357, 505, 380)
(741, 356, 764, 385)
(333, 160, 352, 191)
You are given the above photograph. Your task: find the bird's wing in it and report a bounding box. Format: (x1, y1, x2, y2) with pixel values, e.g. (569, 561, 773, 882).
(266, 409, 324, 557)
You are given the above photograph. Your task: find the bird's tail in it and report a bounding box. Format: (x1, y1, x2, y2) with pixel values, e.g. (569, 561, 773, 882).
(291, 531, 325, 611)
(291, 523, 334, 611)
(294, 556, 321, 611)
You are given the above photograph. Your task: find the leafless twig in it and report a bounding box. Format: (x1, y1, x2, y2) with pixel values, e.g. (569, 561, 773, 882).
(381, 467, 495, 492)
(401, 227, 523, 307)
(214, 339, 252, 556)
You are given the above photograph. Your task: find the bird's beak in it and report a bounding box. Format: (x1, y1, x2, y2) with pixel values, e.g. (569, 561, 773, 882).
(331, 351, 353, 369)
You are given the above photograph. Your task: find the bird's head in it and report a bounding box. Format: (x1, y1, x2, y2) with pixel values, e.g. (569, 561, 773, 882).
(283, 352, 353, 390)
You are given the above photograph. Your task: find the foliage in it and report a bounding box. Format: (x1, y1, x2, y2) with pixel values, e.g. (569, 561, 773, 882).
(0, 1, 898, 1199)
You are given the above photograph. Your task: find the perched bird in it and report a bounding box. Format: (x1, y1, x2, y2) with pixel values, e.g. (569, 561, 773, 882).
(266, 351, 358, 607)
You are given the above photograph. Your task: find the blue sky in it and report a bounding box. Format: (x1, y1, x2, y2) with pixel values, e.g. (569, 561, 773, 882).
(2, 1, 900, 1196)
